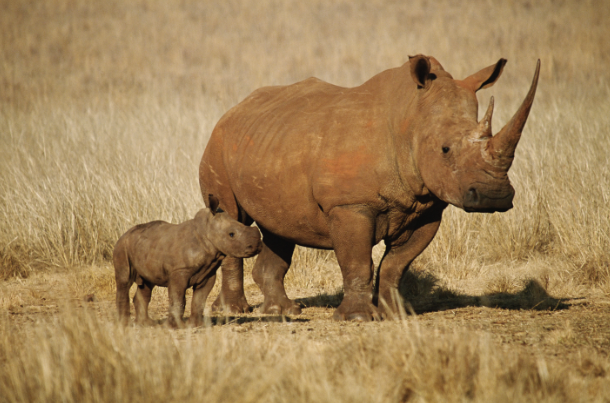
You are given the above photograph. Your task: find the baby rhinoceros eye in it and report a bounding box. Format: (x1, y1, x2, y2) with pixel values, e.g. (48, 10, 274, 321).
(442, 146, 450, 154)
(229, 232, 235, 238)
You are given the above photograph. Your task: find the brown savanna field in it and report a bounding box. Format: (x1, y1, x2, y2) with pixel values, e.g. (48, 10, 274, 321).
(1, 0, 609, 401)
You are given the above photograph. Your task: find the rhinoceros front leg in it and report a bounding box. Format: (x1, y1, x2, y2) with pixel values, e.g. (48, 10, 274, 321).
(167, 273, 189, 329)
(329, 206, 380, 321)
(211, 257, 252, 313)
(377, 210, 443, 318)
(252, 228, 302, 316)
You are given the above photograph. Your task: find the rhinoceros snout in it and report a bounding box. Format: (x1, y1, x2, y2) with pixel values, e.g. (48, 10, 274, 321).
(244, 239, 263, 257)
(463, 186, 514, 213)
(239, 230, 263, 257)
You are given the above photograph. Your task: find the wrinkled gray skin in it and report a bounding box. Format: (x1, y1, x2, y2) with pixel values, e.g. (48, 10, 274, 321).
(113, 196, 262, 328)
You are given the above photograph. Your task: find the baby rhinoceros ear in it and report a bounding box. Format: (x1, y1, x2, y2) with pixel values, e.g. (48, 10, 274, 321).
(194, 207, 211, 223)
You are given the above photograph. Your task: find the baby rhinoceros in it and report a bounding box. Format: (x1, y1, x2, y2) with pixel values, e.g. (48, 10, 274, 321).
(113, 196, 262, 328)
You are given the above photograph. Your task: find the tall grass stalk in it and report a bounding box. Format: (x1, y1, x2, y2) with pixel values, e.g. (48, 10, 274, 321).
(1, 0, 608, 294)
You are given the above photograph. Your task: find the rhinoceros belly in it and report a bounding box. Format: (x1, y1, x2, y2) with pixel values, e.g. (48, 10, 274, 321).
(215, 78, 390, 248)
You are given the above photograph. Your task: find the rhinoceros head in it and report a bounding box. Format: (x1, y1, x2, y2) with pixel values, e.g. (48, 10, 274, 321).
(408, 55, 540, 212)
(196, 195, 262, 258)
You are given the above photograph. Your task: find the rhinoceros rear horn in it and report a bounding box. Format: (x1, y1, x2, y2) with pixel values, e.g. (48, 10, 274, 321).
(489, 60, 540, 165)
(472, 96, 494, 140)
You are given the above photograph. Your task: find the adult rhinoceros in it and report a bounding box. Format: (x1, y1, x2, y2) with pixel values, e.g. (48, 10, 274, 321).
(199, 54, 540, 321)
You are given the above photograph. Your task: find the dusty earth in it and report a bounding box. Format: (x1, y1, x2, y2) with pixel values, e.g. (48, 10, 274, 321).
(2, 265, 609, 378)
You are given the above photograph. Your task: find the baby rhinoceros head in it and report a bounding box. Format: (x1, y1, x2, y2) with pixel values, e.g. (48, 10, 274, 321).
(194, 207, 262, 258)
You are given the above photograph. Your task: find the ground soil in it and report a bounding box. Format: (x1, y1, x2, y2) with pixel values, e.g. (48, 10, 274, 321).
(3, 268, 609, 377)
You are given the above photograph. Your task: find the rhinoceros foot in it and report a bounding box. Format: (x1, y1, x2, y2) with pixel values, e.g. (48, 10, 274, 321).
(260, 296, 302, 316)
(211, 293, 253, 314)
(135, 317, 157, 327)
(332, 297, 381, 322)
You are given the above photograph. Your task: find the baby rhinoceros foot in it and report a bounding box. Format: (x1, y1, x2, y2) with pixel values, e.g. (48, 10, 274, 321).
(260, 296, 302, 316)
(189, 315, 205, 328)
(333, 296, 381, 322)
(166, 316, 186, 329)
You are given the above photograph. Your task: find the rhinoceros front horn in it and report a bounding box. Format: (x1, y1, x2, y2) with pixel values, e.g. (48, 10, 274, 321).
(488, 60, 540, 167)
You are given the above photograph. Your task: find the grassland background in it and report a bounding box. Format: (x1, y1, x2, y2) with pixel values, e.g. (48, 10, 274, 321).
(1, 0, 609, 402)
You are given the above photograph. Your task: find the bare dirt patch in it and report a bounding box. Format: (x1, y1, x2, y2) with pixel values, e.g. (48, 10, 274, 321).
(3, 266, 608, 366)
(2, 265, 609, 402)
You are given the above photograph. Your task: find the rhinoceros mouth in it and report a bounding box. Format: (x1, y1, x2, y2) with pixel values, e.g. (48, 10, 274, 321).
(462, 186, 514, 213)
(463, 204, 512, 214)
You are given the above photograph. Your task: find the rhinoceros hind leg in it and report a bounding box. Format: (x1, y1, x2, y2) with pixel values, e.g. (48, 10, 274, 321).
(253, 229, 301, 316)
(211, 257, 252, 314)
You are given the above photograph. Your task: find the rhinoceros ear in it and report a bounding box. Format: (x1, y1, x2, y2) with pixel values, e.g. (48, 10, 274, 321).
(409, 55, 433, 89)
(459, 59, 507, 92)
(207, 194, 220, 216)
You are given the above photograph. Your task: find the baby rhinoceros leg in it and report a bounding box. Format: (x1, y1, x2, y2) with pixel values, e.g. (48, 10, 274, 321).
(167, 272, 190, 329)
(133, 277, 156, 326)
(113, 243, 134, 326)
(189, 274, 217, 328)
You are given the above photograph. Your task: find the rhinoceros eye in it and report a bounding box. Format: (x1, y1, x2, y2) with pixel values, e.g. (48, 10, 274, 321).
(442, 146, 450, 154)
(229, 232, 235, 238)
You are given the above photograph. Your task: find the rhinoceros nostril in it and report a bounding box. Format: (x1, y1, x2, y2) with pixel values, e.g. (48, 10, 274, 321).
(244, 242, 262, 256)
(468, 187, 478, 202)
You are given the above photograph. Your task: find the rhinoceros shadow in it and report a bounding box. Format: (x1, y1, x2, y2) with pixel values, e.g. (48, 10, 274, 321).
(146, 315, 310, 328)
(208, 315, 311, 325)
(296, 270, 572, 314)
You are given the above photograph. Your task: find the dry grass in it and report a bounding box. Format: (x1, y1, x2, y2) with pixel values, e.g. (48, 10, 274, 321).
(1, 306, 608, 403)
(1, 0, 608, 291)
(1, 0, 610, 401)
